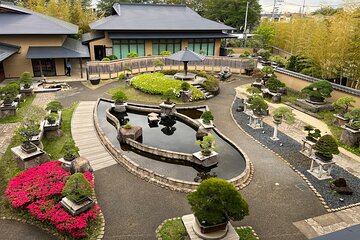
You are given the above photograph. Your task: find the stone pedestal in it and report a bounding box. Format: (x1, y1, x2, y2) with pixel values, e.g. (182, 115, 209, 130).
(300, 138, 316, 157)
(159, 102, 176, 117)
(333, 114, 349, 126)
(295, 99, 334, 113)
(43, 111, 62, 132)
(11, 146, 50, 170)
(0, 103, 17, 118)
(182, 214, 238, 240)
(198, 119, 214, 129)
(119, 126, 143, 143)
(192, 151, 218, 168)
(112, 103, 127, 113)
(180, 90, 193, 102)
(340, 126, 360, 147)
(60, 197, 94, 216)
(308, 155, 335, 180)
(248, 114, 263, 129)
(20, 87, 34, 97)
(70, 157, 93, 173)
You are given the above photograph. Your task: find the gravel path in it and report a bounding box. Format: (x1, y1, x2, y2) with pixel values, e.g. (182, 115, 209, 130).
(232, 98, 360, 210)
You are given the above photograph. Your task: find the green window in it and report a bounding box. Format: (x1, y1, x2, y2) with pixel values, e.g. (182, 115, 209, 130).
(188, 39, 215, 56)
(152, 39, 181, 55)
(112, 40, 145, 59)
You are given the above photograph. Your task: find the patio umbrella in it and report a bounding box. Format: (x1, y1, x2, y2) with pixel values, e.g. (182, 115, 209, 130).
(165, 48, 206, 75)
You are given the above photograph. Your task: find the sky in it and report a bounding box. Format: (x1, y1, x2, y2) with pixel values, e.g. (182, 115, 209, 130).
(259, 0, 345, 13)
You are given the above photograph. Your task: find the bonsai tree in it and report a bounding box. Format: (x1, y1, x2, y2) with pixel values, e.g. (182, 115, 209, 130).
(112, 90, 128, 104)
(261, 66, 274, 77)
(344, 108, 360, 130)
(45, 100, 63, 113)
(269, 55, 287, 67)
(246, 86, 261, 96)
(258, 49, 271, 60)
(62, 139, 79, 161)
(1, 83, 19, 105)
(18, 118, 40, 152)
(301, 80, 333, 102)
(252, 68, 264, 81)
(187, 178, 249, 227)
(196, 133, 216, 156)
(314, 134, 339, 161)
(118, 72, 126, 81)
(333, 97, 355, 117)
(249, 96, 268, 116)
(154, 59, 165, 70)
(265, 74, 286, 93)
(271, 107, 295, 141)
(160, 51, 172, 56)
(123, 123, 132, 129)
(127, 51, 138, 58)
(19, 72, 32, 89)
(201, 111, 214, 124)
(62, 173, 93, 203)
(45, 112, 58, 125)
(162, 89, 176, 104)
(304, 125, 321, 142)
(181, 82, 190, 91)
(124, 65, 132, 76)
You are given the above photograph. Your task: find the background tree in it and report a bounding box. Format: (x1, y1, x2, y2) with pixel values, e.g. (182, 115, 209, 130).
(253, 24, 275, 48)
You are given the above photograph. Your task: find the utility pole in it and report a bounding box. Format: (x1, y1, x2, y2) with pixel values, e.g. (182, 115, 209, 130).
(301, 0, 306, 17)
(243, 1, 249, 48)
(271, 0, 276, 21)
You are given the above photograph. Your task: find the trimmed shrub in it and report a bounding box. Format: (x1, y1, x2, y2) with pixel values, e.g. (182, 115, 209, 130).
(45, 112, 58, 124)
(202, 75, 219, 92)
(62, 139, 79, 161)
(62, 173, 93, 202)
(333, 97, 355, 116)
(101, 57, 110, 61)
(112, 90, 128, 103)
(160, 70, 181, 75)
(181, 82, 191, 91)
(19, 72, 32, 88)
(108, 54, 117, 60)
(265, 74, 285, 92)
(127, 52, 138, 58)
(314, 134, 339, 158)
(187, 178, 249, 226)
(160, 51, 172, 56)
(46, 100, 63, 113)
(196, 133, 215, 155)
(261, 66, 274, 76)
(201, 110, 214, 124)
(118, 72, 126, 81)
(301, 80, 333, 100)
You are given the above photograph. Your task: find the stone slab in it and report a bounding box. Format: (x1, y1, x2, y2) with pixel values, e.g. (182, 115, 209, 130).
(295, 99, 334, 113)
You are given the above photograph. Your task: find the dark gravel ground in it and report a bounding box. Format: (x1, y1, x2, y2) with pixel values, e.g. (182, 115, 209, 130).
(232, 98, 360, 210)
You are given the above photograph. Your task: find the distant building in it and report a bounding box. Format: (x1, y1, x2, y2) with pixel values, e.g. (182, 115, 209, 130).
(84, 3, 235, 60)
(0, 2, 89, 80)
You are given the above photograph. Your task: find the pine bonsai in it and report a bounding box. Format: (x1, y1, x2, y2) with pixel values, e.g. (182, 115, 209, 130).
(181, 82, 191, 91)
(261, 66, 274, 76)
(112, 90, 128, 104)
(18, 118, 40, 151)
(162, 89, 176, 104)
(249, 96, 268, 115)
(301, 80, 333, 102)
(19, 72, 32, 89)
(197, 133, 216, 155)
(62, 173, 93, 203)
(272, 107, 295, 124)
(45, 112, 58, 125)
(246, 86, 261, 96)
(154, 59, 165, 70)
(265, 74, 285, 92)
(304, 125, 321, 141)
(46, 101, 63, 113)
(201, 111, 214, 124)
(187, 178, 249, 226)
(345, 108, 360, 129)
(333, 97, 355, 116)
(62, 139, 79, 161)
(314, 134, 339, 160)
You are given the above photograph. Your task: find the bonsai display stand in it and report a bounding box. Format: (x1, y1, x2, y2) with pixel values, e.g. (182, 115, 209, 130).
(243, 102, 252, 115)
(307, 155, 335, 180)
(294, 99, 334, 113)
(174, 72, 196, 81)
(43, 111, 62, 132)
(248, 114, 263, 129)
(198, 119, 214, 129)
(340, 126, 360, 147)
(192, 151, 218, 168)
(60, 196, 94, 216)
(300, 138, 316, 157)
(11, 146, 50, 170)
(112, 102, 127, 113)
(182, 214, 238, 240)
(58, 158, 72, 172)
(333, 114, 349, 126)
(0, 102, 17, 118)
(20, 87, 34, 97)
(119, 126, 143, 143)
(159, 102, 176, 117)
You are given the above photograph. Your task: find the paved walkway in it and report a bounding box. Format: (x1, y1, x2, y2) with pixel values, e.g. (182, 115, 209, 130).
(32, 92, 56, 108)
(0, 123, 20, 158)
(0, 220, 52, 240)
(71, 101, 117, 171)
(294, 206, 360, 239)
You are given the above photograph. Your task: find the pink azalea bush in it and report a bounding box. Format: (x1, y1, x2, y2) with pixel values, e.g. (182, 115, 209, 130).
(5, 161, 100, 239)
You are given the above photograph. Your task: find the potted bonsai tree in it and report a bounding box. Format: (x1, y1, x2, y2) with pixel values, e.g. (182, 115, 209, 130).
(61, 173, 94, 216)
(251, 68, 265, 87)
(200, 110, 214, 125)
(162, 89, 176, 105)
(45, 112, 58, 125)
(18, 118, 40, 154)
(314, 134, 339, 162)
(249, 95, 268, 116)
(196, 133, 216, 156)
(154, 59, 165, 71)
(333, 97, 355, 125)
(112, 90, 128, 113)
(271, 107, 295, 141)
(265, 74, 286, 94)
(261, 66, 274, 82)
(1, 83, 19, 106)
(344, 108, 360, 131)
(301, 80, 333, 103)
(303, 125, 321, 142)
(187, 178, 249, 234)
(62, 139, 79, 161)
(46, 100, 63, 113)
(19, 72, 33, 89)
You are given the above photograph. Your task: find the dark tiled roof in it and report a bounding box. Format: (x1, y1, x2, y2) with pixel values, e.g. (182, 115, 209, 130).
(0, 2, 78, 34)
(26, 38, 89, 59)
(166, 49, 205, 62)
(0, 42, 20, 62)
(108, 31, 236, 39)
(90, 3, 234, 31)
(82, 31, 105, 43)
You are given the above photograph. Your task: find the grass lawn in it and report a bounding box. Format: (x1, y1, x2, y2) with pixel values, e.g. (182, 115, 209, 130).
(0, 95, 36, 124)
(42, 102, 78, 160)
(158, 219, 258, 240)
(282, 88, 307, 103)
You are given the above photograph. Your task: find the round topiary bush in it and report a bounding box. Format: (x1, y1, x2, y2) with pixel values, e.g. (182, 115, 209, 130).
(181, 82, 191, 91)
(160, 51, 172, 56)
(187, 178, 249, 226)
(127, 52, 138, 58)
(201, 111, 214, 124)
(46, 100, 63, 113)
(249, 96, 268, 115)
(62, 173, 93, 202)
(19, 72, 32, 89)
(112, 90, 128, 104)
(301, 80, 333, 102)
(314, 134, 339, 160)
(265, 74, 285, 93)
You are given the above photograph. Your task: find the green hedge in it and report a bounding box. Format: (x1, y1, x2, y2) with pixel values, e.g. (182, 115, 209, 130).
(131, 73, 205, 101)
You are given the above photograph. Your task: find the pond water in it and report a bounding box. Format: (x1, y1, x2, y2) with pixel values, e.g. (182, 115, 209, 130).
(97, 100, 246, 182)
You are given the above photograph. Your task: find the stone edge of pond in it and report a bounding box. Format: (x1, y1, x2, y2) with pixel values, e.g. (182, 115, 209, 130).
(230, 96, 360, 213)
(93, 97, 254, 193)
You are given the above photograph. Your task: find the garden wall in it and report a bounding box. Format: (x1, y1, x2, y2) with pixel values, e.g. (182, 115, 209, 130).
(230, 48, 254, 54)
(271, 47, 292, 59)
(275, 68, 360, 108)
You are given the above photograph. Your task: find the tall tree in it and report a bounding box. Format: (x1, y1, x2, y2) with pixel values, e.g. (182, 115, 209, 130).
(253, 24, 275, 48)
(202, 0, 261, 31)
